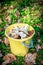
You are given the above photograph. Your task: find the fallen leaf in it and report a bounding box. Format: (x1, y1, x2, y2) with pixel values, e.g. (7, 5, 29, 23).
(0, 53, 3, 57)
(35, 44, 41, 52)
(37, 39, 41, 43)
(5, 16, 11, 23)
(4, 24, 9, 29)
(3, 53, 16, 61)
(0, 50, 3, 57)
(32, 53, 37, 59)
(40, 60, 43, 64)
(24, 62, 33, 65)
(18, 19, 21, 23)
(9, 5, 14, 9)
(0, 38, 3, 43)
(2, 53, 16, 65)
(25, 53, 32, 63)
(25, 53, 37, 64)
(32, 53, 37, 63)
(41, 44, 43, 49)
(4, 37, 9, 46)
(23, 8, 26, 11)
(1, 60, 10, 65)
(2, 6, 7, 11)
(28, 30, 34, 36)
(15, 11, 20, 18)
(0, 28, 2, 31)
(0, 18, 2, 23)
(24, 63, 27, 65)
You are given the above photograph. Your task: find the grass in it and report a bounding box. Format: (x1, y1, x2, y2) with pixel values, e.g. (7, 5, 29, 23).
(0, 0, 43, 65)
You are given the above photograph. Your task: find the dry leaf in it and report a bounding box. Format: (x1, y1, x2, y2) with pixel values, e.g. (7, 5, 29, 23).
(25, 53, 32, 63)
(15, 11, 20, 18)
(3, 54, 16, 61)
(23, 8, 26, 11)
(1, 60, 10, 65)
(32, 53, 37, 63)
(41, 44, 43, 49)
(32, 53, 37, 59)
(25, 53, 37, 64)
(0, 53, 3, 57)
(40, 60, 43, 64)
(13, 34, 19, 39)
(10, 5, 14, 9)
(4, 24, 9, 29)
(0, 38, 3, 43)
(28, 30, 34, 36)
(35, 44, 41, 52)
(4, 37, 9, 46)
(2, 53, 16, 65)
(37, 39, 41, 43)
(24, 63, 27, 65)
(0, 28, 2, 31)
(6, 16, 11, 22)
(0, 18, 2, 23)
(24, 62, 33, 65)
(2, 6, 7, 11)
(18, 19, 21, 23)
(0, 50, 3, 57)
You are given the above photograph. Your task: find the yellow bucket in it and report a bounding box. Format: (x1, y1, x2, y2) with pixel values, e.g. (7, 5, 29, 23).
(5, 23, 35, 56)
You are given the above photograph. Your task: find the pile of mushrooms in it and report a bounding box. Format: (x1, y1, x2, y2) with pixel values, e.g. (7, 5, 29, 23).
(8, 24, 34, 39)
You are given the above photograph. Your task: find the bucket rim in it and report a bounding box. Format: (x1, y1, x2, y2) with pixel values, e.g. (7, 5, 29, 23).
(5, 23, 35, 42)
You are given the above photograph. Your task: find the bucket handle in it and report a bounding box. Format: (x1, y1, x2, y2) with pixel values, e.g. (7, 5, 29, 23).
(21, 40, 33, 48)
